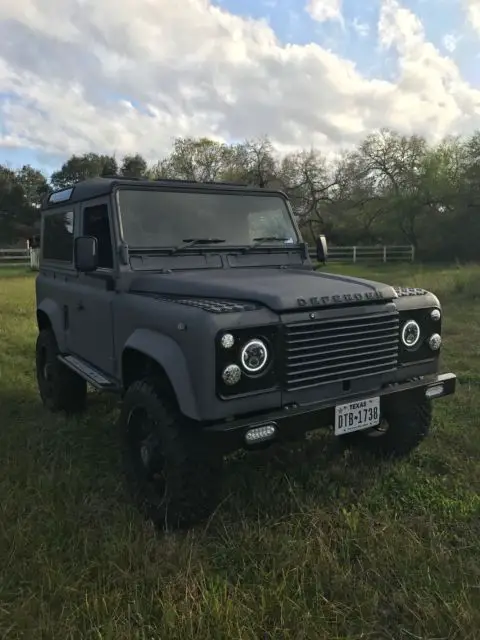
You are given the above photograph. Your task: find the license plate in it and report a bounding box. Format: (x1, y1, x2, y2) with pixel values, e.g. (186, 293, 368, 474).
(334, 396, 381, 436)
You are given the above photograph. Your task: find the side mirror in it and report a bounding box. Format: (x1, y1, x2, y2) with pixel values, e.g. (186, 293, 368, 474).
(316, 234, 328, 264)
(74, 236, 98, 272)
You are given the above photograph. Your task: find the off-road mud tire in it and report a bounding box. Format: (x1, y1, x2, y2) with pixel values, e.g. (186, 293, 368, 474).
(119, 378, 223, 531)
(35, 329, 87, 413)
(342, 398, 432, 458)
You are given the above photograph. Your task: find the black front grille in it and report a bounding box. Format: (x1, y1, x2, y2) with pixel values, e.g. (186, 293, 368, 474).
(283, 309, 399, 391)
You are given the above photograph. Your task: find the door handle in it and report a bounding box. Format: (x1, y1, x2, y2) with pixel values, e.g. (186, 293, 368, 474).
(77, 301, 85, 311)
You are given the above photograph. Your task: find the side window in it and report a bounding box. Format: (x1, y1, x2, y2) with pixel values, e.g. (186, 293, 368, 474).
(43, 211, 74, 262)
(83, 204, 113, 269)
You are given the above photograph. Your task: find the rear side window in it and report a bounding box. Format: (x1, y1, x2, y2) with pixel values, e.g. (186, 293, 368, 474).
(42, 211, 74, 262)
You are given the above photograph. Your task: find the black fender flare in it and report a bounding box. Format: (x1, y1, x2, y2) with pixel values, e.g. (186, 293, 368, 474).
(36, 299, 66, 351)
(122, 329, 199, 420)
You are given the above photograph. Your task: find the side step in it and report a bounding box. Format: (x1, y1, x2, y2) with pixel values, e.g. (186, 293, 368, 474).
(58, 355, 119, 391)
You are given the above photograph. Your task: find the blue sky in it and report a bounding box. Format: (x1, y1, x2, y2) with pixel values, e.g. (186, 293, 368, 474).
(214, 0, 478, 80)
(0, 0, 479, 177)
(285, 1, 477, 102)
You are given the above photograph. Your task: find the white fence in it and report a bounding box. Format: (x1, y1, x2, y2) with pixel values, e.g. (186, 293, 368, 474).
(317, 245, 415, 263)
(0, 245, 415, 271)
(0, 248, 39, 269)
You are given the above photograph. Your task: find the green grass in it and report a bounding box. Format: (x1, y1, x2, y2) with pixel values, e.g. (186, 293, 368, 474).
(1, 264, 479, 639)
(0, 266, 34, 278)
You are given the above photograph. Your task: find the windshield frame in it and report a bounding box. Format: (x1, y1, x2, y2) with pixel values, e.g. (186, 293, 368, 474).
(113, 185, 302, 251)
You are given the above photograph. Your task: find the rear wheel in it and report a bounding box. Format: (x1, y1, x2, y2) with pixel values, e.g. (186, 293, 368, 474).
(35, 329, 87, 413)
(342, 398, 432, 458)
(119, 378, 223, 530)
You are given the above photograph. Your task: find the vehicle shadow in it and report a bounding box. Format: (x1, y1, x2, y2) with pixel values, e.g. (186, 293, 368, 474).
(0, 384, 380, 536)
(215, 432, 379, 528)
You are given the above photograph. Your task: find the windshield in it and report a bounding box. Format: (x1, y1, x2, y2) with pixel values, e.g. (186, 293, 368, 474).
(117, 189, 299, 248)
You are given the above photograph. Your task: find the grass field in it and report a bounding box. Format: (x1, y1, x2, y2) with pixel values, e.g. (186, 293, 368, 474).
(1, 263, 479, 639)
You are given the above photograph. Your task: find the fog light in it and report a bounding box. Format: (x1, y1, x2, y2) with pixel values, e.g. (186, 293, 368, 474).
(222, 364, 241, 385)
(428, 333, 442, 351)
(426, 384, 444, 398)
(430, 309, 441, 321)
(244, 423, 276, 444)
(221, 333, 235, 349)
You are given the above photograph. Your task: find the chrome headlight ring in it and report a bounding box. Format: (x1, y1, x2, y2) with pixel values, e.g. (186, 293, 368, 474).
(401, 319, 421, 348)
(240, 338, 269, 373)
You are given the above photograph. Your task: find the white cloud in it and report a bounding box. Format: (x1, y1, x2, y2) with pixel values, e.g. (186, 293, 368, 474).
(0, 0, 479, 163)
(352, 17, 370, 37)
(306, 0, 342, 23)
(442, 33, 459, 52)
(377, 0, 480, 135)
(465, 0, 480, 33)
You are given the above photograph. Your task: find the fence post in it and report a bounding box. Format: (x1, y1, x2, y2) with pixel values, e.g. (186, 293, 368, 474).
(383, 246, 387, 263)
(29, 248, 39, 270)
(353, 246, 357, 263)
(410, 245, 415, 262)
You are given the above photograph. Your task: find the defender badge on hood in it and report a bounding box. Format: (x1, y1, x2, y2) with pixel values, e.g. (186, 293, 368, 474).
(297, 290, 387, 307)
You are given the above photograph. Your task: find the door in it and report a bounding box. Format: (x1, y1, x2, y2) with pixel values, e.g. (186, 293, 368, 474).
(67, 199, 116, 376)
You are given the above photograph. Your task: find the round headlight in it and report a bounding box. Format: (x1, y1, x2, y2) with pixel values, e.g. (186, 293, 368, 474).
(428, 333, 442, 351)
(401, 319, 421, 348)
(222, 364, 241, 385)
(240, 339, 268, 373)
(430, 309, 441, 322)
(220, 333, 235, 349)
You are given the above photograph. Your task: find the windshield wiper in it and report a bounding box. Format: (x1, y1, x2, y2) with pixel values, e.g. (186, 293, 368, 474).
(253, 236, 290, 244)
(170, 237, 226, 254)
(243, 236, 292, 252)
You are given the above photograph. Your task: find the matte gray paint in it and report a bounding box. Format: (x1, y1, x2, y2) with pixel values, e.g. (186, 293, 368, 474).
(36, 298, 65, 349)
(35, 178, 449, 429)
(123, 328, 199, 419)
(129, 268, 398, 313)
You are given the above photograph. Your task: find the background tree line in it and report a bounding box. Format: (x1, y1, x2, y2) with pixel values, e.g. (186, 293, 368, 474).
(1, 128, 479, 261)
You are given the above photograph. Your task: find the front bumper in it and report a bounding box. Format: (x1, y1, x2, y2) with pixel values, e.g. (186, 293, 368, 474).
(202, 372, 457, 453)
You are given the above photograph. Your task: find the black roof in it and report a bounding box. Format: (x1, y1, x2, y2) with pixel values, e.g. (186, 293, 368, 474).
(43, 176, 286, 209)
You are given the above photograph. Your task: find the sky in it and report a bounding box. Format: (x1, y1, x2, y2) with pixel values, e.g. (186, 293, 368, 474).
(0, 0, 479, 176)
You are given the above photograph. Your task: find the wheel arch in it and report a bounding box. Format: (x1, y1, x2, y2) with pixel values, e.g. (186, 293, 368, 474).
(122, 329, 199, 421)
(36, 299, 66, 351)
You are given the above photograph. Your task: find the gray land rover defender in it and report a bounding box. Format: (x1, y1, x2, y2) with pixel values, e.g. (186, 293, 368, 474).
(35, 177, 457, 529)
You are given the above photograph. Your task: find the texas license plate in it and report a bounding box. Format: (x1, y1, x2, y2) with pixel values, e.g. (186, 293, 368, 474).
(334, 396, 381, 436)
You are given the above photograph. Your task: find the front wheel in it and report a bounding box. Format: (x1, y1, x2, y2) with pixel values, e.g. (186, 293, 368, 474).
(119, 378, 223, 530)
(342, 398, 432, 458)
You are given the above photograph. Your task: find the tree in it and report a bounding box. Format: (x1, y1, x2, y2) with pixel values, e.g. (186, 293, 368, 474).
(2, 127, 480, 258)
(50, 153, 118, 188)
(120, 154, 147, 178)
(348, 129, 430, 248)
(279, 149, 338, 241)
(0, 165, 46, 244)
(228, 137, 279, 187)
(0, 167, 24, 243)
(16, 165, 48, 207)
(160, 137, 232, 182)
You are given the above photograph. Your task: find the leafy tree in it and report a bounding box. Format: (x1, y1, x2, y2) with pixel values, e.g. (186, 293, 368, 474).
(160, 137, 232, 182)
(120, 154, 147, 178)
(50, 153, 118, 188)
(3, 127, 480, 260)
(0, 165, 47, 243)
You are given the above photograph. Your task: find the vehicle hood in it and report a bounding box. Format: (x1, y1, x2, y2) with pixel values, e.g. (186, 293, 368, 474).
(129, 268, 398, 312)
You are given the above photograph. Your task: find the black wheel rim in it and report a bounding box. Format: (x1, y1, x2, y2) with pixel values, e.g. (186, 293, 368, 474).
(126, 406, 166, 500)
